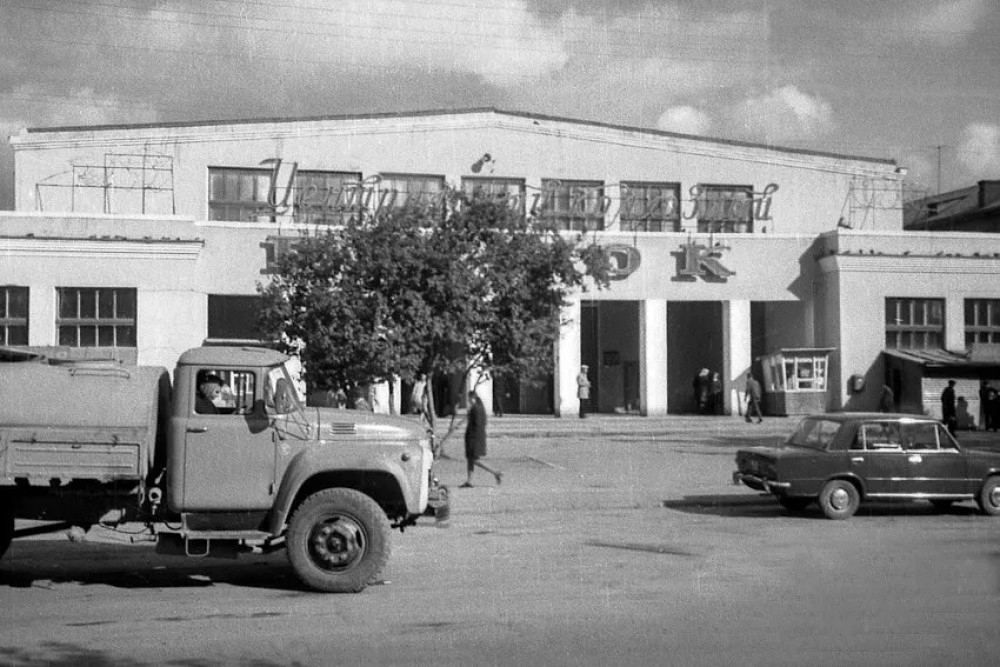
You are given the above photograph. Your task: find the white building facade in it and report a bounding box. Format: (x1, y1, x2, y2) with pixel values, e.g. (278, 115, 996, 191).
(6, 109, 1000, 419)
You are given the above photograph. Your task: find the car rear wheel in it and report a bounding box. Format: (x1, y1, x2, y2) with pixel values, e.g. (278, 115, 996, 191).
(977, 477, 1000, 516)
(818, 480, 860, 520)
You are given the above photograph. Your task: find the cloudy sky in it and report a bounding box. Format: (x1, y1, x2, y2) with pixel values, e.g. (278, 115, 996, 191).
(2, 0, 998, 209)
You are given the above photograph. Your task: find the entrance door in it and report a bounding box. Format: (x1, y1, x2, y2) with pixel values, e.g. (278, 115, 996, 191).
(181, 368, 275, 511)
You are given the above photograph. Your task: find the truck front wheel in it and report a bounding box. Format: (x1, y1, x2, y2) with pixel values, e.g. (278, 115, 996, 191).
(0, 497, 14, 559)
(286, 488, 391, 593)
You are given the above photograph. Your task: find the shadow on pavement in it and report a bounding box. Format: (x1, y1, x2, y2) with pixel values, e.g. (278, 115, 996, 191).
(0, 543, 312, 593)
(0, 643, 295, 667)
(661, 493, 982, 519)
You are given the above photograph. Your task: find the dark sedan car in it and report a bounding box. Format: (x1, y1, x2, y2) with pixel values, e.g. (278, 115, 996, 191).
(733, 413, 1000, 519)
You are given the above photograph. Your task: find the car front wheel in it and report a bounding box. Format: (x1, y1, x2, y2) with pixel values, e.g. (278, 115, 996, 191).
(818, 480, 860, 520)
(287, 488, 391, 593)
(977, 477, 1000, 516)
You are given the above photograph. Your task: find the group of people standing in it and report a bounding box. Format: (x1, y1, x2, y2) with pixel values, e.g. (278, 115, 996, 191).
(692, 368, 726, 416)
(694, 368, 725, 415)
(983, 381, 1000, 432)
(692, 368, 763, 422)
(940, 379, 1000, 434)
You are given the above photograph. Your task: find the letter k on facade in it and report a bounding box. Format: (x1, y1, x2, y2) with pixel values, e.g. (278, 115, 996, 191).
(678, 243, 735, 280)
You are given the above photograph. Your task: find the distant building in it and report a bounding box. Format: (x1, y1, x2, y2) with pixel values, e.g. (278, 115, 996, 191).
(5, 108, 1000, 420)
(904, 180, 1000, 232)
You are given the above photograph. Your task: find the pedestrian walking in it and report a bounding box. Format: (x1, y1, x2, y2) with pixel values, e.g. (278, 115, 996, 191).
(577, 365, 591, 419)
(878, 384, 895, 413)
(410, 373, 435, 428)
(460, 391, 501, 488)
(941, 379, 957, 435)
(744, 373, 763, 423)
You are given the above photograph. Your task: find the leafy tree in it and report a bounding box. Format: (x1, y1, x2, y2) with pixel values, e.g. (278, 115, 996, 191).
(258, 194, 610, 415)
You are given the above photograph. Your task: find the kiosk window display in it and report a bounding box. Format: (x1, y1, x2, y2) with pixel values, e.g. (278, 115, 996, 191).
(759, 348, 834, 415)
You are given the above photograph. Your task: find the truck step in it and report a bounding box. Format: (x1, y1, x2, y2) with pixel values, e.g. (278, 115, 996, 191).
(161, 529, 273, 541)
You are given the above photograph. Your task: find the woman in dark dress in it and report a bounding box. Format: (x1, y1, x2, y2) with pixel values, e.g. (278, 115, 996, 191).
(460, 391, 502, 488)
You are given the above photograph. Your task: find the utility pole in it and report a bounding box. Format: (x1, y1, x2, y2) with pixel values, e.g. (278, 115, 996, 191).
(936, 145, 944, 194)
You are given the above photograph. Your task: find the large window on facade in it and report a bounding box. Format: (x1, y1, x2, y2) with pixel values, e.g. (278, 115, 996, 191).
(619, 181, 680, 232)
(0, 286, 29, 346)
(696, 184, 753, 233)
(293, 170, 362, 225)
(208, 295, 264, 341)
(965, 299, 1000, 345)
(208, 167, 274, 222)
(378, 174, 447, 221)
(57, 288, 136, 347)
(885, 298, 944, 349)
(539, 179, 605, 231)
(461, 177, 526, 216)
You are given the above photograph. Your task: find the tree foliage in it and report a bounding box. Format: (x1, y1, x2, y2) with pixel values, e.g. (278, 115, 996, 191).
(258, 195, 610, 399)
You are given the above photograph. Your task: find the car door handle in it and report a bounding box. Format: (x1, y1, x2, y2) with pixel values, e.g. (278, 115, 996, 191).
(186, 426, 209, 433)
(851, 457, 864, 463)
(908, 454, 922, 463)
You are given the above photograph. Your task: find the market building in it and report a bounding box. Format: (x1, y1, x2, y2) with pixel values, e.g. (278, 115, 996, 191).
(5, 108, 1000, 421)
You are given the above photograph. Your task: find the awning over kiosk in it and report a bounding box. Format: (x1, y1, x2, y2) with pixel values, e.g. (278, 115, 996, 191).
(883, 344, 1000, 429)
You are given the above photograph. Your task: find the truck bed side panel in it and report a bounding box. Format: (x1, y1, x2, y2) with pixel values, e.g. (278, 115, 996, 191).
(4, 427, 146, 483)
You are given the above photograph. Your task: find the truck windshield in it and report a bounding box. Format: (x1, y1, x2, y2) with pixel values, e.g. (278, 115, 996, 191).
(787, 418, 842, 450)
(265, 362, 304, 415)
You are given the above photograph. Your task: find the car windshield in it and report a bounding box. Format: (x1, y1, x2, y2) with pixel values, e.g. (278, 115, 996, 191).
(264, 362, 305, 415)
(787, 418, 843, 450)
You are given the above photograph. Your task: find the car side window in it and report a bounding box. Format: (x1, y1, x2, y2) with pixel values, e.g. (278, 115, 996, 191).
(194, 368, 256, 416)
(857, 422, 902, 451)
(902, 422, 939, 451)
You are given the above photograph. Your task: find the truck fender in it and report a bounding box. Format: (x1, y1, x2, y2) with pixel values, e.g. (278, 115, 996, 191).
(265, 448, 414, 536)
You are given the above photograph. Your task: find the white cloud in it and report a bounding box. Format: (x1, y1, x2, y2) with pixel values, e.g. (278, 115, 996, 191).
(656, 106, 712, 135)
(957, 122, 1000, 176)
(726, 85, 835, 142)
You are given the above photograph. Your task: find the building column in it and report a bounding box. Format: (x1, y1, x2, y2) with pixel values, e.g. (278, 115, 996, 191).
(722, 300, 752, 416)
(28, 284, 53, 346)
(555, 298, 582, 418)
(640, 299, 668, 416)
(944, 294, 965, 353)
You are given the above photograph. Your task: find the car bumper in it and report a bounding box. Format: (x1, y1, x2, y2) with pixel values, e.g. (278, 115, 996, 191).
(732, 471, 791, 493)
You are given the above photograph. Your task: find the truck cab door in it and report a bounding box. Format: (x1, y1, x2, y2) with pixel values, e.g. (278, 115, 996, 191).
(181, 368, 276, 511)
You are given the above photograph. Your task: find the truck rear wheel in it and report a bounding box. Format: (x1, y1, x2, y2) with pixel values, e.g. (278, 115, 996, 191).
(287, 488, 391, 593)
(0, 499, 13, 559)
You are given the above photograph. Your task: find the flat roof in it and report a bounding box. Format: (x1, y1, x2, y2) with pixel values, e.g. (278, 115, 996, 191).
(178, 346, 288, 367)
(883, 348, 1000, 369)
(22, 107, 896, 167)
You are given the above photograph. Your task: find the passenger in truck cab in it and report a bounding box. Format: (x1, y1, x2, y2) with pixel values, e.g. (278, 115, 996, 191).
(195, 374, 224, 414)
